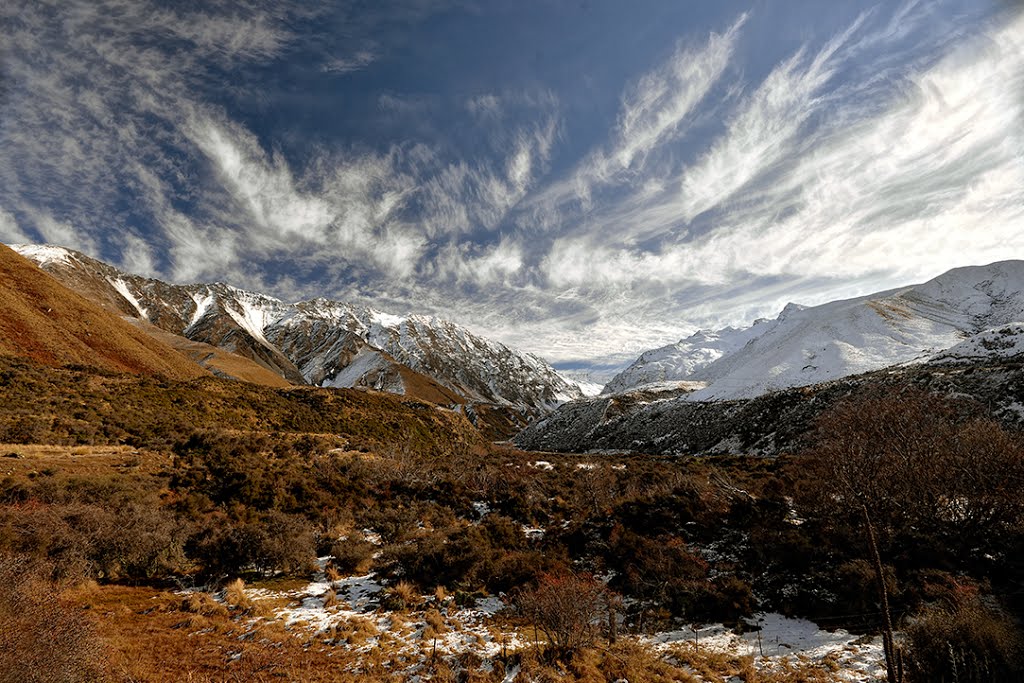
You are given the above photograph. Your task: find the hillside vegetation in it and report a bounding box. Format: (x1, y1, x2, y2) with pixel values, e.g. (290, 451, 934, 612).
(1, 355, 1023, 680)
(0, 245, 205, 380)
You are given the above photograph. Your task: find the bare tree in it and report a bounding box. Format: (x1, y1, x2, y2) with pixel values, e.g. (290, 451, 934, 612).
(803, 387, 1024, 683)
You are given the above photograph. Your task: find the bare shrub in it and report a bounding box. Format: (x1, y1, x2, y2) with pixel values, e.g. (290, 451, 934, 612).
(0, 555, 106, 683)
(904, 599, 1024, 682)
(515, 571, 611, 655)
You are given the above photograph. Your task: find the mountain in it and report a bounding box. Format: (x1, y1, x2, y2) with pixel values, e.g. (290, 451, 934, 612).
(0, 243, 206, 380)
(13, 245, 581, 424)
(605, 261, 1024, 400)
(515, 355, 1024, 456)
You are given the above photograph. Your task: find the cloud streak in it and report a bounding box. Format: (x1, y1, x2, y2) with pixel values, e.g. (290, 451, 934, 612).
(1, 0, 1019, 380)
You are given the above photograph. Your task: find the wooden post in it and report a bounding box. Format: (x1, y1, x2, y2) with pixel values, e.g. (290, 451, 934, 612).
(863, 504, 901, 683)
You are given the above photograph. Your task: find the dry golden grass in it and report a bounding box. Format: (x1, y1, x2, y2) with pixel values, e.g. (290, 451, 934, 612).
(128, 319, 295, 388)
(223, 578, 253, 612)
(79, 585, 403, 682)
(56, 582, 863, 682)
(424, 608, 447, 634)
(0, 443, 169, 481)
(330, 615, 379, 646)
(0, 244, 206, 380)
(383, 580, 422, 611)
(179, 592, 229, 618)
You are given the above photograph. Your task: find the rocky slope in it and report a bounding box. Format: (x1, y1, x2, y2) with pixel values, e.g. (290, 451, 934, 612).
(516, 356, 1024, 456)
(606, 261, 1024, 400)
(13, 245, 580, 422)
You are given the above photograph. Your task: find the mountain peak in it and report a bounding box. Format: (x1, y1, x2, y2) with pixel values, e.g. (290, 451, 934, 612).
(13, 243, 582, 426)
(605, 260, 1024, 400)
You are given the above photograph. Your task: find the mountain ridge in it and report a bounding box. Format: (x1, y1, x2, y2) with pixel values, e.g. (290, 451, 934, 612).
(13, 244, 581, 424)
(605, 260, 1024, 400)
(0, 243, 207, 381)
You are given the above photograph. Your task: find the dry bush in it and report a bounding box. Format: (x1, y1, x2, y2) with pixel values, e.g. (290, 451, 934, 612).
(802, 388, 1024, 554)
(0, 555, 106, 683)
(515, 571, 611, 655)
(322, 588, 339, 609)
(904, 599, 1024, 682)
(329, 534, 376, 574)
(381, 580, 422, 611)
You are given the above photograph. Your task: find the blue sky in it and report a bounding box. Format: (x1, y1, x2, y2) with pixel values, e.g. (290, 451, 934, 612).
(2, 0, 1022, 380)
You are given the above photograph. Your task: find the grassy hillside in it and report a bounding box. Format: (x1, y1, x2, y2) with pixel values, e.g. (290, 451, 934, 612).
(0, 356, 484, 456)
(0, 244, 205, 380)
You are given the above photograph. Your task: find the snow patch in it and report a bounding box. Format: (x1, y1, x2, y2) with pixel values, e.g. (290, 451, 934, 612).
(187, 290, 214, 329)
(108, 277, 149, 319)
(12, 243, 74, 266)
(649, 612, 885, 680)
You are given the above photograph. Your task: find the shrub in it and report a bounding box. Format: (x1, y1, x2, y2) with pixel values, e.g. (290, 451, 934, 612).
(329, 535, 376, 575)
(0, 555, 105, 683)
(904, 599, 1024, 682)
(515, 571, 611, 655)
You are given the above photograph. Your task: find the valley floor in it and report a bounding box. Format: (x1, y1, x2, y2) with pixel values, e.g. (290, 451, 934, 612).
(70, 557, 886, 682)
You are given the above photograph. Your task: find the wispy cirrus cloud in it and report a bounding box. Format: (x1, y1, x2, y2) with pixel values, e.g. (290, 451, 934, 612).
(1, 0, 1019, 379)
(322, 50, 377, 74)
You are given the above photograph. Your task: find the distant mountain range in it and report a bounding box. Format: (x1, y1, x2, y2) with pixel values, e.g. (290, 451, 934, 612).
(519, 259, 1024, 455)
(12, 244, 582, 433)
(606, 261, 1024, 399)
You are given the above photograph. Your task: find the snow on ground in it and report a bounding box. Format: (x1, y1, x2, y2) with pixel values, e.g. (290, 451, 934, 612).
(650, 612, 886, 681)
(216, 558, 886, 681)
(241, 557, 530, 675)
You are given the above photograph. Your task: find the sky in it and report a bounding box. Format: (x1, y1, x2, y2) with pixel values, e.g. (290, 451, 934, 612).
(2, 0, 1023, 381)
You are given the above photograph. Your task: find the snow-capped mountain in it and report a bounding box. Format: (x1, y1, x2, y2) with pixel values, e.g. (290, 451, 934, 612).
(13, 245, 581, 415)
(606, 261, 1024, 400)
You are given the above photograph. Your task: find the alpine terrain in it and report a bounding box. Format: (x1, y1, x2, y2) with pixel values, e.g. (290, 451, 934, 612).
(14, 244, 582, 432)
(605, 261, 1024, 399)
(518, 261, 1024, 455)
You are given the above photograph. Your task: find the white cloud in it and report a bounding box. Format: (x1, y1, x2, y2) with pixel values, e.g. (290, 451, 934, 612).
(0, 208, 30, 244)
(612, 13, 748, 173)
(2, 0, 1019, 376)
(322, 50, 377, 73)
(533, 14, 747, 215)
(675, 11, 868, 223)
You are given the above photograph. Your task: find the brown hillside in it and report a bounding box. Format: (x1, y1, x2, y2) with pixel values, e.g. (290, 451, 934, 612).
(126, 318, 294, 388)
(0, 244, 206, 379)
